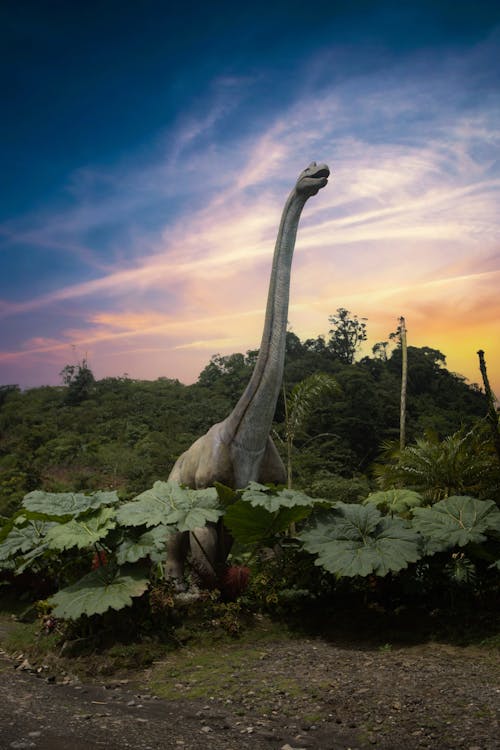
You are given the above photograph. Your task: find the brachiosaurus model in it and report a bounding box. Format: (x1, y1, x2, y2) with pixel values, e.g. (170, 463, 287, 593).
(166, 161, 330, 583)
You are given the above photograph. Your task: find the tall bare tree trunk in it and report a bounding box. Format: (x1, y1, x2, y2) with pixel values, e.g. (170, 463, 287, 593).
(283, 383, 293, 490)
(399, 317, 407, 451)
(477, 349, 500, 464)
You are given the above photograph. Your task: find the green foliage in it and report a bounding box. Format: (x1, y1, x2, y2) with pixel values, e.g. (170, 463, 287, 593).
(45, 507, 117, 551)
(281, 372, 341, 488)
(116, 526, 171, 564)
(327, 307, 367, 364)
(23, 490, 119, 517)
(374, 427, 498, 502)
(240, 482, 318, 513)
(411, 496, 500, 554)
(0, 482, 226, 621)
(223, 484, 318, 545)
(117, 481, 222, 531)
(49, 566, 149, 620)
(60, 358, 96, 404)
(307, 474, 371, 504)
(0, 322, 496, 635)
(364, 489, 425, 516)
(299, 503, 421, 577)
(0, 333, 487, 500)
(225, 503, 309, 546)
(284, 372, 341, 442)
(0, 520, 54, 565)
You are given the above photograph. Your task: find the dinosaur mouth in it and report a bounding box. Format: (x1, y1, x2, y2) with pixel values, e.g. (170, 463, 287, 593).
(308, 167, 330, 180)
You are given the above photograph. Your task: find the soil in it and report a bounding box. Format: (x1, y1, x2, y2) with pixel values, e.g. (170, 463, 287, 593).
(0, 625, 499, 750)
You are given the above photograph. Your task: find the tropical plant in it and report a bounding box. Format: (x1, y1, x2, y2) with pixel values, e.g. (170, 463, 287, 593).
(49, 566, 150, 620)
(298, 502, 421, 578)
(222, 482, 320, 547)
(411, 495, 500, 554)
(0, 482, 226, 620)
(373, 427, 499, 502)
(364, 488, 425, 517)
(281, 372, 341, 488)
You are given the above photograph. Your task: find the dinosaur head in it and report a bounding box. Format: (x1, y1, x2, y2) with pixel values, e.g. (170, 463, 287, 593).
(295, 161, 330, 196)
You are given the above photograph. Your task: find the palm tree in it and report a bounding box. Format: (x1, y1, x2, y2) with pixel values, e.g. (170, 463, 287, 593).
(282, 372, 341, 489)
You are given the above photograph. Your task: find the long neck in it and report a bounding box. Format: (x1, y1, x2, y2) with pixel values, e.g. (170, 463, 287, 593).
(223, 187, 308, 450)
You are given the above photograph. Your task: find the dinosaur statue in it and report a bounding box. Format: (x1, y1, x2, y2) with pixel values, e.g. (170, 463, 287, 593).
(166, 161, 330, 584)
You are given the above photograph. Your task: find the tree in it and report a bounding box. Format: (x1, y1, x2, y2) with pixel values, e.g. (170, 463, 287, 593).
(399, 317, 408, 450)
(327, 308, 367, 364)
(60, 358, 95, 405)
(372, 341, 389, 361)
(477, 349, 500, 465)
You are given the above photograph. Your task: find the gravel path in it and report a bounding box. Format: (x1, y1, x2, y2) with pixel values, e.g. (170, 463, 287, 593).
(1, 637, 499, 750)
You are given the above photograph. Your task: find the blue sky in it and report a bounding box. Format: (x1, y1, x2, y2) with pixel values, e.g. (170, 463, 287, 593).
(1, 0, 500, 394)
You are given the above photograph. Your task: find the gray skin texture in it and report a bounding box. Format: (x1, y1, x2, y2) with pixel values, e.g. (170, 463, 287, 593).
(166, 162, 330, 583)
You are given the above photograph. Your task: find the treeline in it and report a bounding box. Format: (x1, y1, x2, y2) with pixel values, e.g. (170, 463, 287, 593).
(0, 315, 488, 516)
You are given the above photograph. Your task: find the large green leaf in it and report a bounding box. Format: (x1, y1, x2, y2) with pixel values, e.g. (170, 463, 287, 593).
(116, 525, 171, 564)
(48, 566, 149, 619)
(224, 500, 312, 545)
(363, 489, 425, 516)
(241, 485, 318, 513)
(0, 520, 54, 561)
(23, 490, 119, 518)
(116, 481, 222, 531)
(45, 507, 116, 551)
(15, 543, 51, 574)
(411, 495, 500, 553)
(298, 503, 421, 577)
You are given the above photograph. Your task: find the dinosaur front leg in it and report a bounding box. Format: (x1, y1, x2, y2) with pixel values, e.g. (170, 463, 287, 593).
(164, 530, 190, 589)
(189, 524, 219, 584)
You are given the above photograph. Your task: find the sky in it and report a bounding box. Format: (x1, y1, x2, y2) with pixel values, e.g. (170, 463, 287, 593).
(1, 0, 500, 397)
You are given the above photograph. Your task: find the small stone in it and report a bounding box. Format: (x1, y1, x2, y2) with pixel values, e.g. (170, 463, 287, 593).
(127, 700, 136, 706)
(201, 726, 212, 733)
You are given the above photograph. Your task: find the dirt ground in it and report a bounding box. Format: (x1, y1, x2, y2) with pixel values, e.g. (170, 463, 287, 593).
(1, 629, 499, 750)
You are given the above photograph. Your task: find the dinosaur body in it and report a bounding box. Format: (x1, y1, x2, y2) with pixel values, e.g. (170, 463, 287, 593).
(166, 161, 330, 582)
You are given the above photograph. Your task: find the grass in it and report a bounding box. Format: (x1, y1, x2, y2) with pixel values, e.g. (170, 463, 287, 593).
(150, 650, 305, 705)
(0, 615, 59, 659)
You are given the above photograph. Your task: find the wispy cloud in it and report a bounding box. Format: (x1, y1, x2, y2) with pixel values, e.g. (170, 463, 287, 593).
(1, 37, 499, 392)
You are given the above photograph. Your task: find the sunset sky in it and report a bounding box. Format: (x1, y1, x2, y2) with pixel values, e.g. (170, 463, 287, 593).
(1, 1, 499, 396)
